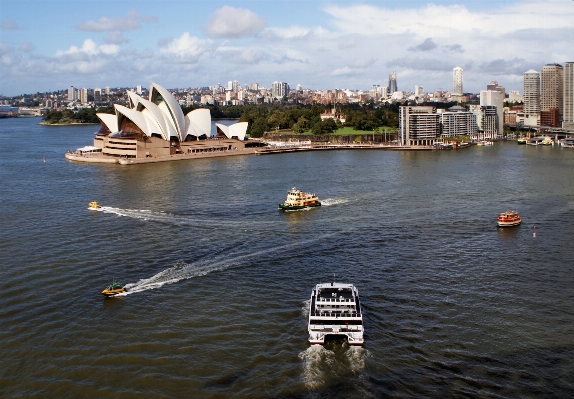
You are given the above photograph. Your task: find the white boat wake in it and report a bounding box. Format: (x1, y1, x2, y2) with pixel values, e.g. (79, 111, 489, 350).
(320, 198, 349, 206)
(117, 231, 343, 296)
(298, 344, 369, 389)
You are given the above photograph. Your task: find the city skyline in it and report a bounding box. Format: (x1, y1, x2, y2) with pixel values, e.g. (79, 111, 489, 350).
(1, 0, 573, 96)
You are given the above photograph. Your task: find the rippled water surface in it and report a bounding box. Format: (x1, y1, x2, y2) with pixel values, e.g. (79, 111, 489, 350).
(1, 118, 573, 398)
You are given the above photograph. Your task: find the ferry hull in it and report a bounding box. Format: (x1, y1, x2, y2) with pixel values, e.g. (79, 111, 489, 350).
(279, 202, 321, 210)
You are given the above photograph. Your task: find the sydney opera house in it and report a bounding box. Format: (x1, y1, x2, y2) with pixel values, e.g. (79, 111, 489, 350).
(66, 83, 252, 164)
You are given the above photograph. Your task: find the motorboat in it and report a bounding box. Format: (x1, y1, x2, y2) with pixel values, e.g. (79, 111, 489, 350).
(102, 281, 127, 297)
(541, 136, 553, 145)
(88, 201, 101, 210)
(497, 211, 522, 227)
(307, 281, 364, 345)
(517, 137, 528, 145)
(560, 138, 574, 148)
(279, 187, 321, 210)
(477, 140, 494, 146)
(527, 136, 545, 145)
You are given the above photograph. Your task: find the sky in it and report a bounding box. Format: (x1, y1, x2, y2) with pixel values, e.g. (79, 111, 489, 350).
(1, 0, 573, 96)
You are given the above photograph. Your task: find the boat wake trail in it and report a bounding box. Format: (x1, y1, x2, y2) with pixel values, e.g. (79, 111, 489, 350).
(95, 206, 274, 228)
(120, 231, 343, 296)
(320, 198, 349, 207)
(298, 344, 369, 390)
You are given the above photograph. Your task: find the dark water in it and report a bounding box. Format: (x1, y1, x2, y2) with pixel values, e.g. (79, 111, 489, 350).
(1, 118, 573, 398)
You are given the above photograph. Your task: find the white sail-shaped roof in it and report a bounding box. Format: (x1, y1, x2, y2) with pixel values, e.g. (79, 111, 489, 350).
(115, 104, 154, 137)
(96, 113, 118, 133)
(184, 109, 211, 139)
(216, 122, 248, 140)
(150, 82, 185, 140)
(96, 83, 215, 142)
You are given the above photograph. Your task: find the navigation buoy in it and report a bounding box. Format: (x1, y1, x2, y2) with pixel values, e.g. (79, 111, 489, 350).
(532, 226, 537, 238)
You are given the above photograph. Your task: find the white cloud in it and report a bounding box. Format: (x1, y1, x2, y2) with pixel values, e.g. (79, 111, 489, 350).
(56, 39, 119, 56)
(19, 41, 35, 53)
(159, 32, 214, 63)
(76, 11, 157, 32)
(105, 31, 129, 45)
(1, 18, 23, 30)
(205, 6, 266, 38)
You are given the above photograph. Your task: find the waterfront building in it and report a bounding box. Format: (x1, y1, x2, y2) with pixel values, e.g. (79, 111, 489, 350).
(564, 62, 574, 129)
(541, 63, 563, 126)
(388, 72, 398, 95)
(399, 106, 439, 146)
(523, 69, 540, 126)
(452, 67, 463, 96)
(440, 106, 478, 138)
(71, 83, 249, 161)
(469, 105, 498, 140)
(480, 90, 504, 136)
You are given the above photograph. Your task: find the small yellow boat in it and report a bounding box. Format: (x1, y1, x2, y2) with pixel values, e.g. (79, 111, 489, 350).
(102, 281, 127, 297)
(88, 201, 101, 210)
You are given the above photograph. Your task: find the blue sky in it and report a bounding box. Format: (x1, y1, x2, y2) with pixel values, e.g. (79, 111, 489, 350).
(1, 0, 573, 96)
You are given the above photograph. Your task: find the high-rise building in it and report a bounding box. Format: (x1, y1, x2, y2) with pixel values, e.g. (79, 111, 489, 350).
(250, 83, 259, 91)
(486, 81, 506, 97)
(469, 105, 498, 140)
(480, 90, 504, 136)
(105, 86, 110, 95)
(136, 85, 142, 95)
(564, 62, 574, 129)
(232, 80, 240, 93)
(399, 106, 439, 146)
(452, 67, 463, 95)
(80, 88, 88, 104)
(271, 81, 289, 99)
(388, 72, 397, 95)
(227, 81, 233, 91)
(414, 86, 424, 97)
(523, 69, 540, 125)
(540, 63, 563, 122)
(68, 86, 75, 101)
(440, 107, 478, 138)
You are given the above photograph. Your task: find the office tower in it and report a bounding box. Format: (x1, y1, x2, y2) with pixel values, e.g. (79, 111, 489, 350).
(250, 83, 259, 91)
(415, 86, 424, 97)
(272, 81, 289, 99)
(452, 67, 463, 95)
(232, 80, 240, 93)
(523, 69, 540, 121)
(564, 62, 574, 129)
(136, 85, 142, 95)
(68, 86, 75, 101)
(469, 105, 498, 140)
(388, 72, 397, 95)
(105, 86, 110, 95)
(227, 81, 233, 91)
(540, 64, 563, 121)
(480, 90, 504, 136)
(399, 106, 439, 146)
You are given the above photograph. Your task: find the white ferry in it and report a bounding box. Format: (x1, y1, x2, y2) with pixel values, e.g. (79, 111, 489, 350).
(307, 282, 364, 345)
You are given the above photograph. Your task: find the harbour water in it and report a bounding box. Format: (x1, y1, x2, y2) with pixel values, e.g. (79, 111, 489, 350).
(1, 118, 573, 398)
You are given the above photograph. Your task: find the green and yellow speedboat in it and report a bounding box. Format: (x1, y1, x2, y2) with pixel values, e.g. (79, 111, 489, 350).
(279, 187, 321, 211)
(102, 281, 127, 297)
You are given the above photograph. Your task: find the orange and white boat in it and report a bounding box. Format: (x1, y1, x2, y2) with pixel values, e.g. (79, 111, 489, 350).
(497, 211, 522, 227)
